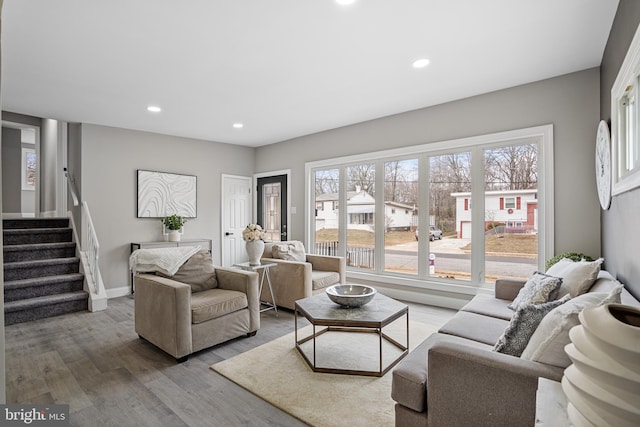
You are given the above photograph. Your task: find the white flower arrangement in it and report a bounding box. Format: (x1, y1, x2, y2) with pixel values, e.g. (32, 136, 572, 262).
(242, 223, 265, 242)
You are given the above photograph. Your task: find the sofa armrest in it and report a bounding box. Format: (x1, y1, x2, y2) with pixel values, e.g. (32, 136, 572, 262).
(216, 267, 260, 332)
(306, 254, 346, 283)
(495, 278, 527, 301)
(427, 341, 563, 427)
(134, 273, 193, 359)
(260, 257, 312, 309)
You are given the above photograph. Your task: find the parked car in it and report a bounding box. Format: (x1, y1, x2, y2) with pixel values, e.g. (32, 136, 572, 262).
(415, 225, 443, 241)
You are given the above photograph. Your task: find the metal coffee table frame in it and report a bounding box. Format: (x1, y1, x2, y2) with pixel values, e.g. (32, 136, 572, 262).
(294, 293, 409, 377)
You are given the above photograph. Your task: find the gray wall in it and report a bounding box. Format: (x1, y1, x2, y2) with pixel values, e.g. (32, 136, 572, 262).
(600, 0, 640, 298)
(67, 123, 82, 229)
(40, 118, 57, 214)
(80, 124, 255, 291)
(257, 69, 602, 261)
(1, 126, 21, 212)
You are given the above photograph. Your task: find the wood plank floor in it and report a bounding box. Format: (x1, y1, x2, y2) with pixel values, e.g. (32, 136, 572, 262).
(5, 295, 456, 427)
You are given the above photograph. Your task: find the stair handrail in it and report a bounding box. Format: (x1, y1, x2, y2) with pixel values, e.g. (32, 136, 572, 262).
(65, 169, 80, 207)
(83, 201, 100, 294)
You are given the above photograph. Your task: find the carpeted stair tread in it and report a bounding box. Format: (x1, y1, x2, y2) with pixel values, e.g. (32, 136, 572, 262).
(3, 242, 76, 262)
(3, 227, 73, 245)
(4, 291, 89, 312)
(2, 218, 69, 229)
(4, 257, 80, 281)
(4, 274, 85, 302)
(4, 242, 76, 252)
(5, 273, 85, 290)
(4, 291, 89, 325)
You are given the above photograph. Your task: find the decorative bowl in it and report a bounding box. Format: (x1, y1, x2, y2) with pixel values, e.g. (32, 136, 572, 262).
(325, 284, 377, 307)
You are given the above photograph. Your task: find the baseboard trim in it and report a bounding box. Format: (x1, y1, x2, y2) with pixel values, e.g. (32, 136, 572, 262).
(373, 284, 471, 310)
(106, 286, 131, 299)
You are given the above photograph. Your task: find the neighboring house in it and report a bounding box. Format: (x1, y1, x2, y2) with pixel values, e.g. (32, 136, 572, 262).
(315, 188, 416, 232)
(451, 189, 538, 238)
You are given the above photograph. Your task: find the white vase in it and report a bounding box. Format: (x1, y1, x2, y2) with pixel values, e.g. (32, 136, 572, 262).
(562, 303, 640, 427)
(168, 230, 181, 242)
(245, 240, 264, 266)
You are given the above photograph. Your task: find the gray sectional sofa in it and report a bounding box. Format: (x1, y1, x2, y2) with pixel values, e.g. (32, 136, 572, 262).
(391, 270, 640, 427)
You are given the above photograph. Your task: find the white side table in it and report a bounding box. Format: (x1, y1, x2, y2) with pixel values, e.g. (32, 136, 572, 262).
(535, 378, 573, 426)
(233, 261, 278, 316)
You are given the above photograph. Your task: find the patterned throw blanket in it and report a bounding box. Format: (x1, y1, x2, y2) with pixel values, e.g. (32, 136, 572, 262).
(129, 246, 201, 276)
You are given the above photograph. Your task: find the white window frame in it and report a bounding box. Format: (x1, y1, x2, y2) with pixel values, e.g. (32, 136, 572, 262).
(504, 197, 516, 209)
(612, 24, 640, 196)
(304, 125, 554, 294)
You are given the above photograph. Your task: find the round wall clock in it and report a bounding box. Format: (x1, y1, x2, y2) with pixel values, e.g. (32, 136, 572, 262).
(595, 120, 612, 210)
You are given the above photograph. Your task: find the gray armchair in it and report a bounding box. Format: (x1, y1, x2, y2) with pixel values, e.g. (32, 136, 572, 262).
(134, 266, 260, 362)
(260, 241, 346, 310)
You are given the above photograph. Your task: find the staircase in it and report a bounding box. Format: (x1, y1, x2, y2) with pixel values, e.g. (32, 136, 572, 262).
(3, 218, 88, 325)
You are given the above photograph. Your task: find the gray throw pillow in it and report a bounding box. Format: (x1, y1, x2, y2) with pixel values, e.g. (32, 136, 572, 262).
(494, 296, 570, 357)
(158, 250, 217, 292)
(508, 272, 563, 310)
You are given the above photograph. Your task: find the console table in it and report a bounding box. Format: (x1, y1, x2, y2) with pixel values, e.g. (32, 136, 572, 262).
(129, 239, 212, 294)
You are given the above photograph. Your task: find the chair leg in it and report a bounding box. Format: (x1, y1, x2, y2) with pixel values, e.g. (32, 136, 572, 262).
(247, 331, 257, 337)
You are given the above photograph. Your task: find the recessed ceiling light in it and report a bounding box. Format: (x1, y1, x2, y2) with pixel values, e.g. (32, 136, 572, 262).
(147, 105, 162, 113)
(233, 123, 244, 129)
(336, 0, 356, 5)
(412, 58, 430, 69)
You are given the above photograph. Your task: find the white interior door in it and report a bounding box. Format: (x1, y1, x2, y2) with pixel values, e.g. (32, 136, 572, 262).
(221, 174, 252, 267)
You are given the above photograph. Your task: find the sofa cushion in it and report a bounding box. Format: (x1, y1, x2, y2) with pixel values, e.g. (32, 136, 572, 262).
(311, 270, 340, 290)
(460, 294, 515, 321)
(546, 257, 603, 298)
(391, 332, 492, 413)
(159, 250, 218, 293)
(190, 289, 248, 324)
(508, 272, 562, 310)
(493, 296, 570, 357)
(272, 241, 306, 262)
(521, 285, 622, 368)
(438, 311, 510, 346)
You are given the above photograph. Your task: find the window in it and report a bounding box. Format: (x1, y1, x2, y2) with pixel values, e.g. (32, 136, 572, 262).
(306, 125, 553, 291)
(504, 197, 516, 209)
(346, 163, 375, 270)
(384, 158, 418, 274)
(313, 169, 340, 256)
(612, 24, 640, 195)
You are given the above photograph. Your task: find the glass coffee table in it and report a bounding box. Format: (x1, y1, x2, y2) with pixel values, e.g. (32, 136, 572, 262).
(294, 291, 409, 377)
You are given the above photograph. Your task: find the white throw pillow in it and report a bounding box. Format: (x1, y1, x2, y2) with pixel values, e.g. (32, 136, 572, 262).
(546, 257, 603, 298)
(520, 284, 622, 368)
(272, 241, 307, 262)
(508, 272, 563, 311)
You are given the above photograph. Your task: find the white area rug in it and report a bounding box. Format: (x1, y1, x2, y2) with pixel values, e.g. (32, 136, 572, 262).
(210, 320, 437, 427)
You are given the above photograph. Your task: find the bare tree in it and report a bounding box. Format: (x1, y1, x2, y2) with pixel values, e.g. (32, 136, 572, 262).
(347, 163, 375, 194)
(485, 144, 537, 190)
(315, 169, 339, 194)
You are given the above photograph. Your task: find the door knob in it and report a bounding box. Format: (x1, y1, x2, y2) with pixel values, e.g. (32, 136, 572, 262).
(225, 232, 234, 236)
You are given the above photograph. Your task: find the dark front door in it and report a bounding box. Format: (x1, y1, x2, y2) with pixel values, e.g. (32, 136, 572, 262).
(257, 174, 288, 242)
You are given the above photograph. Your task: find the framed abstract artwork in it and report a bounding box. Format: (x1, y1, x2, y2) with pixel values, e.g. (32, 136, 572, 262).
(137, 170, 197, 218)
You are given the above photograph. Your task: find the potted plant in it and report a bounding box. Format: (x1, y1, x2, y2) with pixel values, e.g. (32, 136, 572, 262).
(162, 214, 185, 242)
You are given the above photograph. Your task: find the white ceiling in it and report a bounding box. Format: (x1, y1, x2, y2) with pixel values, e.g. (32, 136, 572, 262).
(1, 0, 619, 147)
